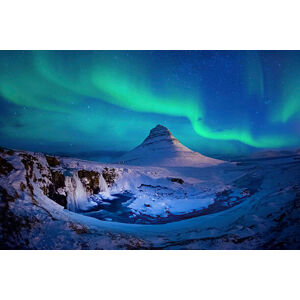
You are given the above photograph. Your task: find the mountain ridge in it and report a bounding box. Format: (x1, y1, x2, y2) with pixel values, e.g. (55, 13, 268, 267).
(116, 124, 224, 167)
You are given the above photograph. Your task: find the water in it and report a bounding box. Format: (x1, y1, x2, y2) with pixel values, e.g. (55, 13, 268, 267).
(82, 193, 136, 223)
(81, 189, 250, 224)
(65, 171, 112, 212)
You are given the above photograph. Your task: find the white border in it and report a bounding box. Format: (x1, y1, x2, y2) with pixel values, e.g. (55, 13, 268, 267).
(0, 250, 299, 300)
(1, 0, 300, 50)
(1, 1, 299, 299)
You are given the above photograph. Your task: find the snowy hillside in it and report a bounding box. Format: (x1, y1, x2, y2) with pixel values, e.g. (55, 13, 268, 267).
(116, 124, 223, 167)
(250, 150, 297, 160)
(0, 146, 300, 249)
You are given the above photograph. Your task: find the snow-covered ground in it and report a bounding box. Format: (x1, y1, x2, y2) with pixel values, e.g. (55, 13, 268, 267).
(1, 145, 299, 249)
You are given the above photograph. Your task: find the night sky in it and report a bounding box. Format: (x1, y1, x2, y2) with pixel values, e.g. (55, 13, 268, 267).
(0, 50, 299, 158)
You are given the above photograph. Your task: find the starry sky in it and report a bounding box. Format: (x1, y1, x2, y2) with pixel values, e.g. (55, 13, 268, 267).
(0, 50, 299, 159)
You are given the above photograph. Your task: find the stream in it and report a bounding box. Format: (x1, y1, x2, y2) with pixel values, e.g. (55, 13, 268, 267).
(80, 187, 250, 225)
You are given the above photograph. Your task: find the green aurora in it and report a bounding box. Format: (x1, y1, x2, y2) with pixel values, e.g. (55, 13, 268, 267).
(0, 51, 299, 157)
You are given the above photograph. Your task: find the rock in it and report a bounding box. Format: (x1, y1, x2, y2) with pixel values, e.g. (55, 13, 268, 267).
(0, 157, 14, 176)
(78, 170, 100, 194)
(19, 153, 35, 179)
(45, 155, 60, 167)
(102, 167, 118, 187)
(0, 147, 14, 156)
(169, 177, 184, 184)
(40, 170, 67, 208)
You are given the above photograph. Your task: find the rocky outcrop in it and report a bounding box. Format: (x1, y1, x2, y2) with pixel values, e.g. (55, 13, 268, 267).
(0, 147, 14, 156)
(8, 151, 117, 211)
(102, 167, 118, 187)
(0, 186, 34, 249)
(0, 157, 14, 176)
(18, 153, 66, 207)
(47, 171, 67, 208)
(45, 155, 60, 167)
(169, 177, 184, 184)
(78, 170, 100, 194)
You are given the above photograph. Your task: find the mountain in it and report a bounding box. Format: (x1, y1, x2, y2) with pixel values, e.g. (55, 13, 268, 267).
(116, 124, 224, 167)
(250, 150, 297, 160)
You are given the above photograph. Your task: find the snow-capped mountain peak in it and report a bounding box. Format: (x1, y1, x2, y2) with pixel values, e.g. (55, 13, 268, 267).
(140, 124, 182, 148)
(116, 124, 224, 167)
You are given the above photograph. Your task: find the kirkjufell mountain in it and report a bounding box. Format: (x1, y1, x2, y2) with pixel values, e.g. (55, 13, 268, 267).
(117, 124, 223, 167)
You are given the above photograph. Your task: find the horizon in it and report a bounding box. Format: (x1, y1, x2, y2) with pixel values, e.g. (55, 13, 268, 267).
(1, 122, 299, 163)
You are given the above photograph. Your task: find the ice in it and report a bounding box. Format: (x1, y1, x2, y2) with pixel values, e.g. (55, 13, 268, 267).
(65, 172, 96, 212)
(1, 141, 300, 249)
(99, 173, 115, 199)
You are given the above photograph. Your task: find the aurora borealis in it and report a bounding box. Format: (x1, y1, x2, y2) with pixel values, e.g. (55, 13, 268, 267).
(0, 50, 299, 158)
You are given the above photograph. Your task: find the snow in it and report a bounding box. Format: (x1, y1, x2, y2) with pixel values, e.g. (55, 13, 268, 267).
(1, 142, 300, 249)
(116, 124, 224, 167)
